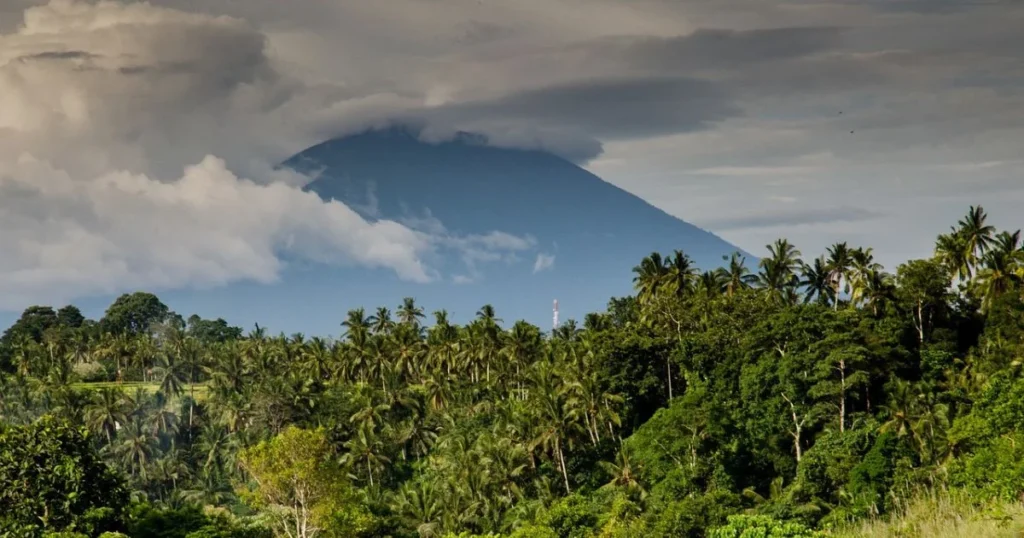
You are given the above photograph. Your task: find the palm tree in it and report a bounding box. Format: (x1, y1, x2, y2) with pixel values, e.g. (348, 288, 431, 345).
(341, 423, 391, 488)
(632, 252, 668, 304)
(957, 205, 995, 274)
(599, 449, 645, 497)
(757, 239, 802, 305)
(429, 310, 460, 378)
(504, 321, 541, 400)
(767, 239, 803, 276)
(398, 297, 426, 329)
(879, 379, 917, 440)
(554, 319, 581, 342)
(147, 392, 180, 438)
(476, 304, 502, 327)
(115, 417, 159, 480)
(197, 421, 239, 484)
(665, 250, 698, 299)
(342, 308, 371, 342)
(696, 270, 727, 298)
(800, 257, 834, 306)
(155, 350, 187, 400)
(370, 307, 395, 335)
(826, 242, 852, 310)
(528, 360, 581, 494)
(86, 387, 131, 444)
(583, 313, 611, 332)
(302, 337, 333, 382)
(974, 232, 1023, 311)
(394, 481, 445, 537)
(935, 232, 971, 283)
(858, 269, 896, 316)
(720, 252, 757, 296)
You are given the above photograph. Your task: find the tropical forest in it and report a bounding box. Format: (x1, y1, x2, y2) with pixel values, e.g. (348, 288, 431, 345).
(4, 205, 1024, 538)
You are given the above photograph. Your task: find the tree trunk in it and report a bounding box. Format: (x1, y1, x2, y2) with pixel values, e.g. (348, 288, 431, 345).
(839, 358, 846, 433)
(782, 393, 804, 462)
(189, 372, 196, 444)
(556, 437, 572, 494)
(666, 358, 673, 401)
(916, 300, 925, 345)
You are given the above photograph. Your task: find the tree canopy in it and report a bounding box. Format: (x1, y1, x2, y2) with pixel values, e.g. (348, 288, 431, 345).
(0, 205, 1023, 537)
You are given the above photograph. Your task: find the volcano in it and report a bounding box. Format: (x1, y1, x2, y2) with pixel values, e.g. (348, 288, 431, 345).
(280, 128, 748, 329)
(82, 128, 749, 336)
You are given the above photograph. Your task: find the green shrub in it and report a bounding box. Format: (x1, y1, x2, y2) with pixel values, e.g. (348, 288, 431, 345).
(708, 515, 823, 538)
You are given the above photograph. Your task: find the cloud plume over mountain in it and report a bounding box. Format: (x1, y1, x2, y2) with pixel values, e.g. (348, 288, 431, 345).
(0, 0, 536, 309)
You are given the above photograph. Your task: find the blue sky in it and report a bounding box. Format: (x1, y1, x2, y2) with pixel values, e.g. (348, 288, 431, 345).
(0, 0, 1022, 329)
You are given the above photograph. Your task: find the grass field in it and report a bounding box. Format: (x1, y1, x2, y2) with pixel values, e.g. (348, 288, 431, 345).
(70, 381, 210, 401)
(833, 490, 1024, 538)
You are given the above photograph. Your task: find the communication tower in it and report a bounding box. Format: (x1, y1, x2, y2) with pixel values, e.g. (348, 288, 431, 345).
(553, 299, 559, 331)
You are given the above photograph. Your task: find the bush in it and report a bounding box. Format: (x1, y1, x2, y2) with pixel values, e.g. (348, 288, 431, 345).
(0, 416, 128, 535)
(709, 515, 823, 538)
(73, 361, 110, 382)
(647, 490, 741, 538)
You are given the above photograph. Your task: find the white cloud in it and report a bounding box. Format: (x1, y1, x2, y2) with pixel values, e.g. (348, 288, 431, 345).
(4, 0, 1024, 305)
(533, 253, 556, 273)
(0, 0, 533, 310)
(0, 154, 438, 309)
(452, 274, 475, 285)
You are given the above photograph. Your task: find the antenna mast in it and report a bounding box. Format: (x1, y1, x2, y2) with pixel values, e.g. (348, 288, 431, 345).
(553, 299, 559, 331)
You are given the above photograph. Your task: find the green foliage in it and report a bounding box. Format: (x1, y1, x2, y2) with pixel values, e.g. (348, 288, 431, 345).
(186, 315, 243, 344)
(540, 494, 600, 538)
(2, 205, 1024, 538)
(101, 292, 170, 336)
(127, 505, 209, 538)
(709, 515, 822, 538)
(647, 490, 741, 538)
(0, 416, 128, 535)
(846, 432, 917, 514)
(238, 426, 373, 538)
(126, 504, 270, 538)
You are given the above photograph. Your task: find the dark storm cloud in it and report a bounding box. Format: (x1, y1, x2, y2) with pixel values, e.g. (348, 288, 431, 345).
(438, 76, 740, 140)
(18, 50, 98, 61)
(862, 0, 983, 14)
(702, 206, 882, 231)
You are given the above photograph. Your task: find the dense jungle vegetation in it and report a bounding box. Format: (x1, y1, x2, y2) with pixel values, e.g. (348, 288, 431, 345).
(2, 205, 1024, 538)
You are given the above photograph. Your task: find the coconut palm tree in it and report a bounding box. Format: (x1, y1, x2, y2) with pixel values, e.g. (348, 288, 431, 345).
(800, 257, 834, 306)
(665, 250, 698, 299)
(949, 205, 996, 278)
(974, 233, 1023, 311)
(155, 349, 187, 400)
(826, 242, 853, 310)
(632, 252, 669, 304)
(343, 308, 371, 341)
(757, 239, 802, 305)
(935, 232, 971, 283)
(696, 270, 727, 298)
(87, 387, 131, 444)
(398, 297, 426, 329)
(857, 269, 896, 316)
(370, 307, 395, 335)
(720, 252, 758, 297)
